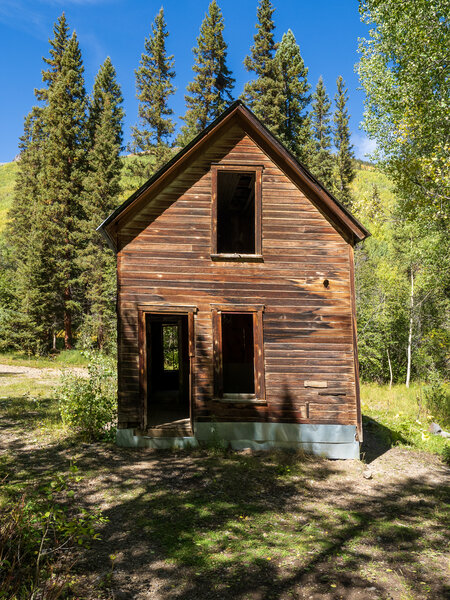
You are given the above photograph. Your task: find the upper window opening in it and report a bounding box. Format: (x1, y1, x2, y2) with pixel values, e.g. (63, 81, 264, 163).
(217, 171, 256, 254)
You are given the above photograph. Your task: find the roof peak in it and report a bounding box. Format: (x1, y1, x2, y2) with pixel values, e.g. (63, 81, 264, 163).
(98, 101, 369, 250)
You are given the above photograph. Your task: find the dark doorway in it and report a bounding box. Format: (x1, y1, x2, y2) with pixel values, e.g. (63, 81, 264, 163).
(146, 314, 190, 427)
(221, 313, 255, 394)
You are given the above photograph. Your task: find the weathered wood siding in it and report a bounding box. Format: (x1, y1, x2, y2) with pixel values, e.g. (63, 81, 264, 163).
(117, 125, 358, 430)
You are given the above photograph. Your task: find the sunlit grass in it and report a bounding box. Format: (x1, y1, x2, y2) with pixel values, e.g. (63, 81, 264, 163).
(361, 382, 422, 417)
(0, 349, 89, 368)
(361, 383, 450, 460)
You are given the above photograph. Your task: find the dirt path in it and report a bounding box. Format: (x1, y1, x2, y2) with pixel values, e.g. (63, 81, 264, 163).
(0, 362, 86, 387)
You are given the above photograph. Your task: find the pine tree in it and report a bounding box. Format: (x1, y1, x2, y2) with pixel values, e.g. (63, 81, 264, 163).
(41, 31, 89, 349)
(242, 0, 285, 135)
(6, 108, 58, 353)
(333, 76, 355, 206)
(12, 216, 61, 354)
(275, 29, 312, 161)
(79, 58, 124, 350)
(178, 0, 234, 146)
(89, 57, 123, 149)
(6, 14, 73, 353)
(309, 76, 335, 189)
(35, 13, 71, 105)
(129, 7, 176, 182)
(7, 108, 45, 263)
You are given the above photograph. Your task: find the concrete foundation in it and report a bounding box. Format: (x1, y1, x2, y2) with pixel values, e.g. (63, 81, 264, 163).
(116, 422, 359, 459)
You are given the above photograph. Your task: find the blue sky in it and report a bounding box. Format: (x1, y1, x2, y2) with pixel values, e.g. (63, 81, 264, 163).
(0, 0, 376, 163)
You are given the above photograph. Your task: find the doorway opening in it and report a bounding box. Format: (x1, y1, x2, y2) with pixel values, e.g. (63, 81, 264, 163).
(146, 314, 190, 428)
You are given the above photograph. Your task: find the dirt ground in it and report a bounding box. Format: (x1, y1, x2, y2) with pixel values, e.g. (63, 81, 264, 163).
(1, 364, 449, 600)
(0, 362, 87, 383)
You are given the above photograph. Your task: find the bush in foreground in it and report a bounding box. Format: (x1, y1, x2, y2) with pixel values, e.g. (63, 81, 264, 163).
(59, 353, 117, 441)
(0, 463, 106, 599)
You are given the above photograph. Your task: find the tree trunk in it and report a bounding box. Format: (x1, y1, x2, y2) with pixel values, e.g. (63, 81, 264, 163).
(98, 324, 104, 351)
(64, 286, 72, 350)
(406, 269, 414, 388)
(387, 347, 393, 389)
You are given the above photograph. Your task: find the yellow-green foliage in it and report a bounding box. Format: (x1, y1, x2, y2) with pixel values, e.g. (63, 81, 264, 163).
(361, 383, 450, 460)
(0, 161, 19, 234)
(350, 164, 396, 232)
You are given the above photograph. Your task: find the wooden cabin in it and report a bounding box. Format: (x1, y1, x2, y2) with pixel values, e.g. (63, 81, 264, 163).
(98, 101, 369, 459)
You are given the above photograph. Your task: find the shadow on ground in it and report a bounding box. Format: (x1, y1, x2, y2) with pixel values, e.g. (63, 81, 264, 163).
(360, 414, 409, 463)
(1, 399, 448, 600)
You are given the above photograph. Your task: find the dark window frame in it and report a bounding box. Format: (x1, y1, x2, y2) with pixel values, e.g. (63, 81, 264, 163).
(211, 164, 263, 260)
(211, 304, 265, 404)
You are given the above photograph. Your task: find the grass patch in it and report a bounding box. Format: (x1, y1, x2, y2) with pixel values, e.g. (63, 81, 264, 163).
(0, 349, 89, 368)
(361, 383, 450, 461)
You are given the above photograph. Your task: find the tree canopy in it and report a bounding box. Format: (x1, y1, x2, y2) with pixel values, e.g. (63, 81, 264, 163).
(275, 29, 312, 162)
(357, 0, 450, 222)
(178, 0, 234, 146)
(242, 0, 285, 136)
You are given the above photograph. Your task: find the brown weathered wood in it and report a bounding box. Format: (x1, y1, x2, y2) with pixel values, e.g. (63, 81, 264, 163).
(304, 380, 328, 388)
(138, 310, 147, 430)
(137, 304, 198, 313)
(211, 309, 222, 398)
(254, 309, 265, 402)
(349, 244, 363, 442)
(188, 311, 195, 429)
(112, 118, 364, 436)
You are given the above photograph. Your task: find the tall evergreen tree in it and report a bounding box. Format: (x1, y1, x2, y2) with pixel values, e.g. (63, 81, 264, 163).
(41, 31, 89, 349)
(242, 0, 284, 135)
(7, 108, 45, 263)
(6, 14, 75, 353)
(89, 57, 123, 149)
(129, 7, 176, 182)
(333, 76, 355, 206)
(6, 108, 58, 353)
(309, 76, 334, 189)
(178, 0, 234, 146)
(35, 13, 70, 102)
(79, 58, 124, 350)
(275, 29, 312, 162)
(9, 12, 70, 259)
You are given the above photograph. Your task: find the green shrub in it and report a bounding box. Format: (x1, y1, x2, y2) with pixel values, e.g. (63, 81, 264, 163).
(59, 353, 117, 441)
(0, 463, 106, 599)
(423, 371, 450, 428)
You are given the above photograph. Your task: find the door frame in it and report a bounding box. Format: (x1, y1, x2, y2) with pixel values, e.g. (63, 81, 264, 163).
(138, 304, 197, 431)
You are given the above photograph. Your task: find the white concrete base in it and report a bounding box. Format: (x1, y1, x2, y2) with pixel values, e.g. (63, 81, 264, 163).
(117, 422, 359, 459)
(116, 428, 198, 449)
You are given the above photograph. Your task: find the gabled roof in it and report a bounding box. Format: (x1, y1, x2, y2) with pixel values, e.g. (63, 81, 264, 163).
(98, 100, 369, 251)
